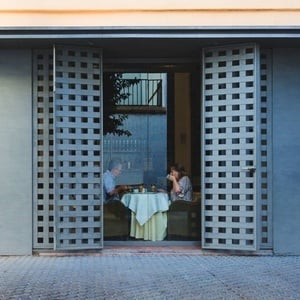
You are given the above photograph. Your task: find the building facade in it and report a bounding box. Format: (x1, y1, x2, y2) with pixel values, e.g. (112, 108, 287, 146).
(0, 1, 300, 255)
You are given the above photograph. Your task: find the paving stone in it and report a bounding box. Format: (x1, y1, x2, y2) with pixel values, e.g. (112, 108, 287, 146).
(0, 249, 299, 299)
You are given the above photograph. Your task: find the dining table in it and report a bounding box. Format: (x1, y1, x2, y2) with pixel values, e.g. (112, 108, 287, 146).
(121, 192, 170, 241)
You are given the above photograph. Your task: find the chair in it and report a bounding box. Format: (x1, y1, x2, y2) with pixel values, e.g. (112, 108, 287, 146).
(167, 200, 201, 240)
(103, 200, 130, 240)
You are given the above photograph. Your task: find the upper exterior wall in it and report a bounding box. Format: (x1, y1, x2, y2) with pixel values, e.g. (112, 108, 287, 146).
(1, 0, 300, 27)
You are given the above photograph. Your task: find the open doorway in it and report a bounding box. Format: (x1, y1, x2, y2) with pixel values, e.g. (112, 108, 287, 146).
(102, 65, 202, 243)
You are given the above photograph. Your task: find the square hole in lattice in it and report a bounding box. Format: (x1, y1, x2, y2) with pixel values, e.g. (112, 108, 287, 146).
(205, 161, 213, 167)
(37, 204, 44, 210)
(246, 206, 254, 211)
(205, 182, 213, 189)
(232, 183, 240, 189)
(232, 150, 240, 155)
(232, 228, 240, 234)
(205, 238, 213, 244)
(205, 216, 213, 222)
(232, 194, 240, 200)
(205, 227, 213, 233)
(38, 183, 44, 189)
(218, 194, 226, 200)
(205, 205, 212, 211)
(232, 93, 240, 100)
(232, 217, 240, 223)
(232, 206, 240, 211)
(246, 217, 254, 223)
(205, 193, 213, 203)
(218, 227, 226, 233)
(246, 228, 254, 234)
(94, 216, 100, 222)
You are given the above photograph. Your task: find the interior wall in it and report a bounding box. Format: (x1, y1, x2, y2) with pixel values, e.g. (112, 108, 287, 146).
(0, 49, 32, 255)
(174, 73, 191, 175)
(272, 48, 300, 255)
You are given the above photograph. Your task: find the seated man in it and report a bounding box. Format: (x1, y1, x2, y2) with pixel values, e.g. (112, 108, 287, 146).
(103, 159, 127, 201)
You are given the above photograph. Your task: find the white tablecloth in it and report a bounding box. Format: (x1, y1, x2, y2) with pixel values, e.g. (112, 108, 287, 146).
(121, 192, 169, 225)
(121, 192, 170, 241)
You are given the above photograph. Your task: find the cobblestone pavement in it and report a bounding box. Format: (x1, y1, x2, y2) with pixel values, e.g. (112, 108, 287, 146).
(0, 247, 299, 300)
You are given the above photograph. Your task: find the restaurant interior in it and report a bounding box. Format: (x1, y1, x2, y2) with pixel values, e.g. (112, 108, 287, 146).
(102, 65, 202, 243)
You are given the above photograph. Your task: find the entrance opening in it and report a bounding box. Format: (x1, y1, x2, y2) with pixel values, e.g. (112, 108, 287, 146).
(102, 65, 202, 243)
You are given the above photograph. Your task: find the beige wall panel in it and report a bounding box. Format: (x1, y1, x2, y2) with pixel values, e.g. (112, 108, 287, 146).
(1, 11, 300, 27)
(1, 0, 300, 10)
(0, 0, 300, 27)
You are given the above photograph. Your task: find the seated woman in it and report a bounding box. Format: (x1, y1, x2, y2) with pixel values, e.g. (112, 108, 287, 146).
(167, 163, 193, 202)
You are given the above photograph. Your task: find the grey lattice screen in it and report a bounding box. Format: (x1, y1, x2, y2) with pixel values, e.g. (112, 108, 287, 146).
(33, 49, 55, 249)
(202, 44, 259, 251)
(54, 46, 103, 250)
(259, 49, 273, 249)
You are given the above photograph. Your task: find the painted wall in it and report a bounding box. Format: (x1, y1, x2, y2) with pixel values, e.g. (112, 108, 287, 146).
(174, 73, 191, 175)
(0, 50, 32, 255)
(272, 48, 300, 255)
(0, 1, 300, 26)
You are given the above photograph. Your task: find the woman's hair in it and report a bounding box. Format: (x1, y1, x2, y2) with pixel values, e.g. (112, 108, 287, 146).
(170, 163, 187, 179)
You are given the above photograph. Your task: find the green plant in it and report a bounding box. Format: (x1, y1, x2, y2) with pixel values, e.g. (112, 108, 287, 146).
(103, 73, 139, 136)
